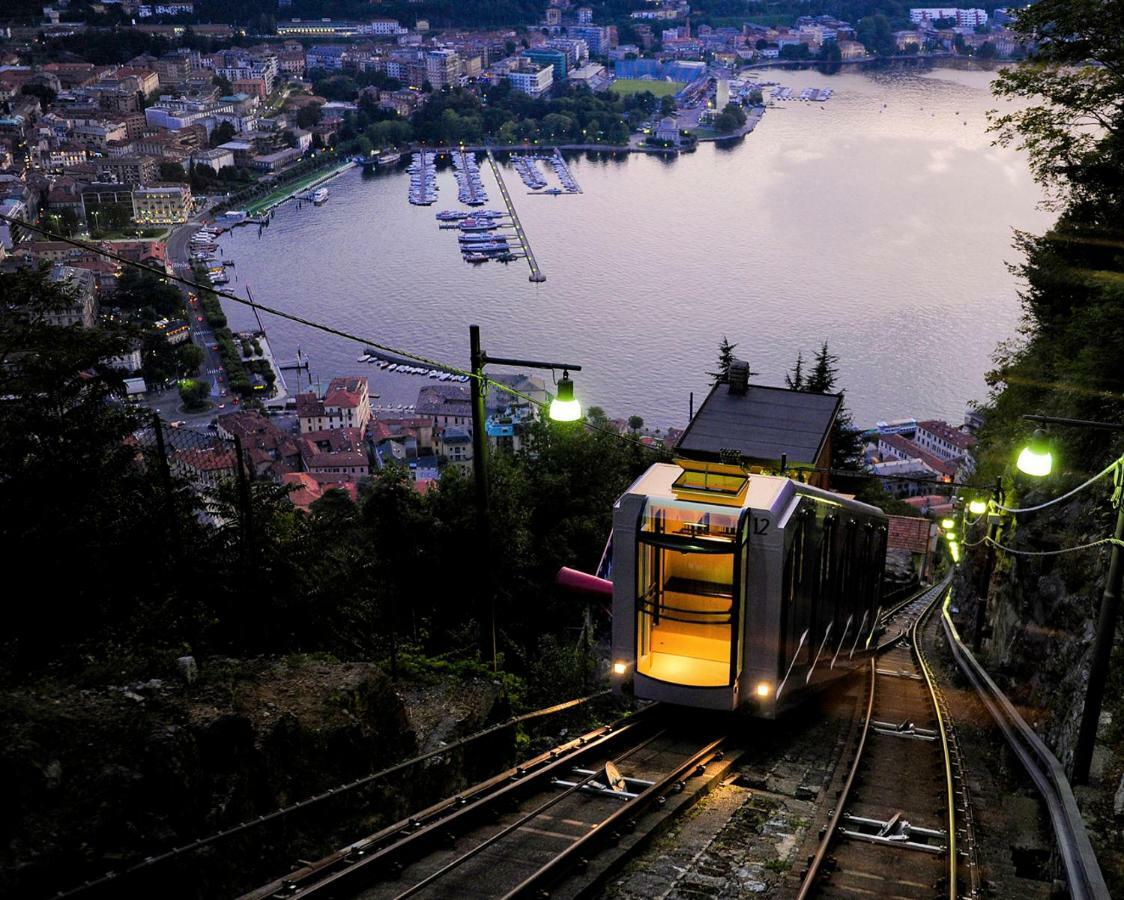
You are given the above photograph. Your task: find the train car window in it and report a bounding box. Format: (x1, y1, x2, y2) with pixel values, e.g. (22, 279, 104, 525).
(636, 500, 740, 688)
(780, 506, 813, 673)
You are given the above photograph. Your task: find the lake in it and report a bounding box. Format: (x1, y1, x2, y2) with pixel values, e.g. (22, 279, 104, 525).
(217, 64, 1053, 430)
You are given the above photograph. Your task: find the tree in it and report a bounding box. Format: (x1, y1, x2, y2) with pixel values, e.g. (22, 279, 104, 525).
(295, 103, 322, 129)
(159, 161, 188, 183)
(785, 351, 805, 390)
(856, 15, 895, 57)
(989, 0, 1124, 212)
(212, 73, 233, 95)
(628, 415, 644, 433)
(210, 120, 236, 147)
(977, 41, 997, 60)
(586, 405, 608, 425)
(0, 266, 193, 668)
(179, 377, 210, 409)
(178, 341, 204, 376)
(709, 336, 738, 384)
(802, 342, 864, 472)
(805, 341, 838, 393)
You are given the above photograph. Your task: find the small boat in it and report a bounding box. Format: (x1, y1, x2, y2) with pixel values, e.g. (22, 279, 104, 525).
(378, 152, 402, 166)
(387, 363, 398, 371)
(312, 188, 329, 204)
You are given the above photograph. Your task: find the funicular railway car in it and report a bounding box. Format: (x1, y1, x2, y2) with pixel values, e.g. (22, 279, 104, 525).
(610, 459, 888, 716)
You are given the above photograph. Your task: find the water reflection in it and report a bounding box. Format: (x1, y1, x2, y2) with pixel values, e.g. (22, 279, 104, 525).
(218, 66, 1051, 429)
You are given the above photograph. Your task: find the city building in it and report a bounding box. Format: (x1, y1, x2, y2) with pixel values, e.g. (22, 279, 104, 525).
(300, 427, 370, 477)
(425, 49, 461, 89)
(277, 19, 360, 37)
(416, 383, 473, 430)
(435, 425, 473, 473)
(523, 47, 568, 81)
(507, 62, 554, 98)
(131, 183, 191, 224)
(296, 376, 372, 433)
(45, 265, 98, 328)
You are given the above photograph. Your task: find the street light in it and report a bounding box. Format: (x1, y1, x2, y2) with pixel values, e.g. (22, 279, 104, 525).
(1015, 413, 1124, 784)
(548, 370, 581, 421)
(469, 324, 583, 669)
(1016, 428, 1053, 477)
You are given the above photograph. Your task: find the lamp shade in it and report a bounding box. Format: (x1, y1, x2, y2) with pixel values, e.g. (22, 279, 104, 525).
(1016, 429, 1053, 477)
(549, 370, 581, 422)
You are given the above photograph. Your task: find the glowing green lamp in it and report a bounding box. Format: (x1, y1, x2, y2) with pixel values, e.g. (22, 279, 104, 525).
(940, 517, 956, 530)
(948, 540, 961, 563)
(945, 530, 957, 542)
(1016, 429, 1053, 477)
(968, 498, 987, 515)
(549, 370, 581, 422)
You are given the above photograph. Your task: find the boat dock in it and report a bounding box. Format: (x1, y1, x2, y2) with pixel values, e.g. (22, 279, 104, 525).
(486, 149, 546, 283)
(452, 149, 488, 205)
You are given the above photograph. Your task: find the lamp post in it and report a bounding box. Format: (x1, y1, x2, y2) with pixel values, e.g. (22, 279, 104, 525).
(468, 323, 583, 669)
(1015, 414, 1124, 785)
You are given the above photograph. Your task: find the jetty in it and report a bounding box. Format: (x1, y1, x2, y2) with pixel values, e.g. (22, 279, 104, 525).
(485, 149, 545, 283)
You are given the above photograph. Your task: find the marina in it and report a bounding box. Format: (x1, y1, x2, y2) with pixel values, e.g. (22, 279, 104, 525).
(213, 67, 1050, 425)
(407, 150, 437, 205)
(451, 149, 488, 206)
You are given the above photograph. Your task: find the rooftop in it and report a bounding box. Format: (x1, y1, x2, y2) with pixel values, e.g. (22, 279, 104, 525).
(676, 380, 841, 466)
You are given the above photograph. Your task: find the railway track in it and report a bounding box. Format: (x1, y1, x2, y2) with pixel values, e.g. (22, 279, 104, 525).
(243, 708, 736, 900)
(797, 578, 975, 899)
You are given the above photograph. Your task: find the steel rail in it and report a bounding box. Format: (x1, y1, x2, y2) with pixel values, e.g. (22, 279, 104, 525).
(61, 692, 612, 899)
(392, 729, 672, 899)
(940, 597, 1109, 900)
(502, 734, 730, 899)
(241, 710, 661, 899)
(795, 659, 876, 900)
(913, 587, 959, 900)
(796, 578, 954, 899)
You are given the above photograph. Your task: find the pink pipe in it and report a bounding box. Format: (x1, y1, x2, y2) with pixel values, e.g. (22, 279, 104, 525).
(556, 567, 613, 597)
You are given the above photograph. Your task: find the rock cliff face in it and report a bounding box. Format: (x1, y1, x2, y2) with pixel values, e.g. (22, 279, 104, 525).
(1, 657, 432, 899)
(953, 491, 1124, 891)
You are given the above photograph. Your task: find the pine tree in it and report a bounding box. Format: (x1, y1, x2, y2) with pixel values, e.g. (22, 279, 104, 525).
(785, 351, 805, 390)
(802, 341, 863, 472)
(709, 336, 738, 385)
(805, 341, 839, 393)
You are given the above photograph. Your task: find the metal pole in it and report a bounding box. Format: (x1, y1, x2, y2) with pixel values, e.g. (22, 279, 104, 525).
(1071, 498, 1124, 784)
(973, 476, 1002, 652)
(469, 325, 495, 669)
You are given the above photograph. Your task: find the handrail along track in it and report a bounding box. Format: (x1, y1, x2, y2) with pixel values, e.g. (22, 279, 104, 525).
(941, 593, 1109, 900)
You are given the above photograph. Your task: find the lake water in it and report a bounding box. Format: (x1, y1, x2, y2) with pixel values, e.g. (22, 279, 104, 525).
(217, 64, 1053, 429)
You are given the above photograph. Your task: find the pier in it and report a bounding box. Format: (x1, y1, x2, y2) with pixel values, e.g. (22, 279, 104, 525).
(485, 149, 546, 283)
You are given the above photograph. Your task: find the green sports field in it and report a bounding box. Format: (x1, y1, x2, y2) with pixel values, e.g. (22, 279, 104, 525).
(611, 79, 685, 97)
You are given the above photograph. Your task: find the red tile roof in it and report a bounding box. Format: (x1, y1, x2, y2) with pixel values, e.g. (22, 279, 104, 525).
(879, 433, 958, 478)
(917, 420, 977, 452)
(324, 376, 367, 409)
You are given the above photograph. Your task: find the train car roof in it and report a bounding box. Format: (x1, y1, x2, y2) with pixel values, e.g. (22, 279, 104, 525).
(621, 463, 887, 519)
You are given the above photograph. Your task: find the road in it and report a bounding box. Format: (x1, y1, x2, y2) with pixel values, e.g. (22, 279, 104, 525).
(163, 221, 236, 423)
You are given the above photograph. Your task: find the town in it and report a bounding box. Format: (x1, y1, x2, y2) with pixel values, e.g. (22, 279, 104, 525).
(9, 0, 1124, 897)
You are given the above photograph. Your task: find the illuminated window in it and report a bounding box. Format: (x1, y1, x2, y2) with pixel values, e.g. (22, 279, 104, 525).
(636, 501, 743, 687)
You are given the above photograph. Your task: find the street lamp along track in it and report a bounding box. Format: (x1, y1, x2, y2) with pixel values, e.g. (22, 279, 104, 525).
(469, 324, 583, 669)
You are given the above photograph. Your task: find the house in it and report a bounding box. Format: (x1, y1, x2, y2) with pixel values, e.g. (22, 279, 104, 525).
(216, 409, 301, 477)
(45, 265, 98, 328)
(281, 471, 359, 512)
(436, 425, 473, 473)
(170, 445, 238, 488)
(416, 383, 473, 430)
(675, 359, 841, 488)
(296, 376, 372, 433)
(299, 427, 370, 477)
(654, 116, 680, 146)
